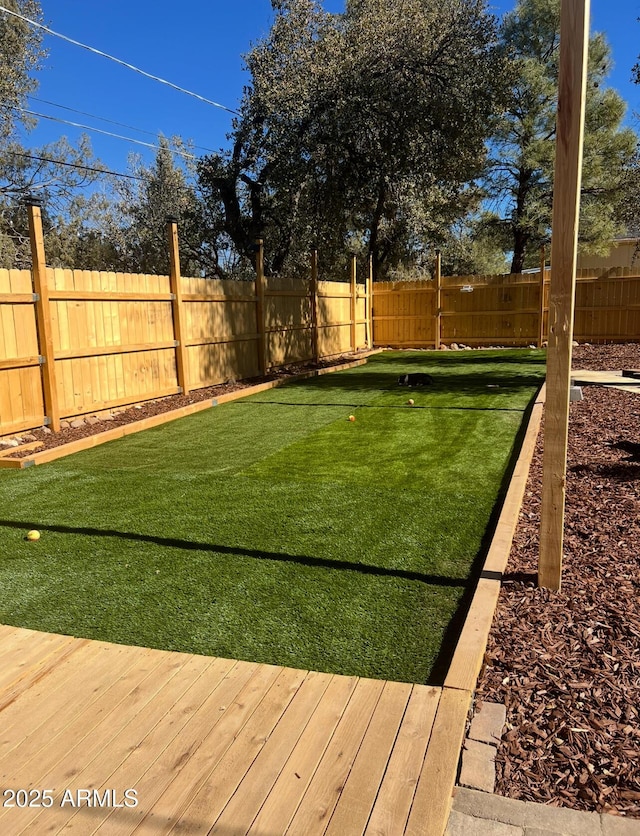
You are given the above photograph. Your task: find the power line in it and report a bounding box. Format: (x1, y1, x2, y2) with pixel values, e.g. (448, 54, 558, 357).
(28, 96, 217, 154)
(7, 150, 146, 181)
(0, 5, 240, 116)
(7, 105, 199, 160)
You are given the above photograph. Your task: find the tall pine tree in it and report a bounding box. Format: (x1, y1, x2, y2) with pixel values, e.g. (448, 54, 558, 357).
(485, 0, 637, 274)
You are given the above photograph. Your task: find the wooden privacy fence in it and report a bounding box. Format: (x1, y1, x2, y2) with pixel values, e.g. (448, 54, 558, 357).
(0, 209, 371, 438)
(373, 264, 640, 349)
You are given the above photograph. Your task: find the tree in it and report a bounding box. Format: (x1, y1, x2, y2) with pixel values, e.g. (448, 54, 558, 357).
(199, 0, 507, 279)
(485, 0, 638, 274)
(0, 0, 43, 146)
(0, 1, 110, 267)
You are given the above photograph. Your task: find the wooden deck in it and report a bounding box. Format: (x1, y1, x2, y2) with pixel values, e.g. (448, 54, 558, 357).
(0, 625, 470, 835)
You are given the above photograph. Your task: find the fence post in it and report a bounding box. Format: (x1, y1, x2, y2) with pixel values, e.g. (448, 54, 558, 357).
(350, 255, 357, 351)
(434, 249, 442, 350)
(310, 248, 320, 363)
(367, 254, 373, 349)
(26, 199, 60, 432)
(538, 245, 546, 348)
(255, 239, 267, 374)
(166, 218, 190, 394)
(539, 0, 590, 592)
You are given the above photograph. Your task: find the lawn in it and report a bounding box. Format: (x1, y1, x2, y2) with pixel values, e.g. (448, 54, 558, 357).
(0, 349, 545, 684)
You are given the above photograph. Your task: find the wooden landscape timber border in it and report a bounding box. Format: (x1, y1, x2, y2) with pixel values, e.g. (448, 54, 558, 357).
(0, 352, 381, 469)
(417, 382, 545, 834)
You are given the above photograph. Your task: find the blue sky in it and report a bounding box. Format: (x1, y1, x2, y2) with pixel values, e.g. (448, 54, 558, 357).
(13, 0, 640, 176)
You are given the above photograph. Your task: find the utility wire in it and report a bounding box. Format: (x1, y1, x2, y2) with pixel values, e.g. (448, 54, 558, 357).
(28, 96, 217, 154)
(7, 150, 146, 181)
(7, 105, 199, 160)
(0, 4, 239, 116)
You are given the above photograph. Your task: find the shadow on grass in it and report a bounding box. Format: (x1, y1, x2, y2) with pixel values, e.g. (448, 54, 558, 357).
(250, 371, 545, 403)
(235, 401, 529, 413)
(378, 351, 546, 367)
(0, 519, 467, 589)
(425, 383, 543, 687)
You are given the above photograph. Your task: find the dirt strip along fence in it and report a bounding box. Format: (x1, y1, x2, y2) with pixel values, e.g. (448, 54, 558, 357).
(0, 214, 371, 438)
(373, 266, 640, 350)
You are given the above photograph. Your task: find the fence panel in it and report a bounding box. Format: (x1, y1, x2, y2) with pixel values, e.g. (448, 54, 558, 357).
(49, 268, 178, 418)
(372, 270, 640, 349)
(265, 276, 313, 368)
(441, 278, 540, 346)
(0, 268, 44, 435)
(574, 275, 640, 343)
(317, 280, 357, 356)
(181, 276, 259, 388)
(372, 280, 436, 347)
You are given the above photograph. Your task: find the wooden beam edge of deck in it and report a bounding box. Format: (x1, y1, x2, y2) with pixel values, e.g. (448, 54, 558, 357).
(5, 351, 380, 469)
(405, 686, 473, 836)
(444, 383, 546, 695)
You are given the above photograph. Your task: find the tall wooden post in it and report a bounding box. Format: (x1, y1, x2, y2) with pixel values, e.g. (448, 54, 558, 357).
(367, 254, 373, 349)
(27, 199, 60, 432)
(434, 249, 442, 350)
(350, 255, 357, 351)
(310, 248, 320, 363)
(538, 245, 546, 348)
(539, 0, 590, 591)
(166, 218, 189, 394)
(255, 239, 267, 374)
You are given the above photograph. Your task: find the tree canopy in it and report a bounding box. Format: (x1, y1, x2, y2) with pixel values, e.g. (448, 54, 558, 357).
(199, 0, 507, 279)
(1, 0, 638, 279)
(484, 0, 638, 274)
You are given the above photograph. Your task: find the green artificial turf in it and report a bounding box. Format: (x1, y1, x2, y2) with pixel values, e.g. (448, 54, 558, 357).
(0, 349, 545, 683)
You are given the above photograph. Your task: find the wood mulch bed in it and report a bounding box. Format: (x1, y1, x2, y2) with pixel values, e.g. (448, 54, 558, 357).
(0, 354, 363, 458)
(477, 343, 640, 818)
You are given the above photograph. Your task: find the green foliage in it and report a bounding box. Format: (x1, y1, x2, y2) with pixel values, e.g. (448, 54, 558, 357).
(0, 350, 545, 683)
(0, 0, 43, 144)
(0, 2, 112, 268)
(199, 0, 507, 279)
(486, 0, 638, 273)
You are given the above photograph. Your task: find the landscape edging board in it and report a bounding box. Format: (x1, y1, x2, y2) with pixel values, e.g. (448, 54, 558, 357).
(444, 383, 546, 694)
(0, 352, 382, 469)
(414, 384, 545, 835)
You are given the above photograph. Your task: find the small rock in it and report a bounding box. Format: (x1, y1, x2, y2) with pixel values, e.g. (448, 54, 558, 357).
(528, 344, 536, 349)
(21, 433, 36, 442)
(1, 439, 20, 448)
(572, 340, 579, 347)
(40, 426, 52, 434)
(450, 342, 460, 350)
(101, 413, 114, 421)
(86, 416, 101, 426)
(70, 419, 85, 429)
(134, 405, 143, 410)
(60, 420, 71, 429)
(439, 344, 449, 350)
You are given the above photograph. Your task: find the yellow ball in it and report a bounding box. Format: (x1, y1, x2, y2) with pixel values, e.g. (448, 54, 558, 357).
(26, 529, 40, 541)
(408, 399, 414, 406)
(348, 415, 356, 422)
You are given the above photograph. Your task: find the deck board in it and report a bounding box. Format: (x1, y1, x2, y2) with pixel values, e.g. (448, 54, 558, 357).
(0, 628, 458, 835)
